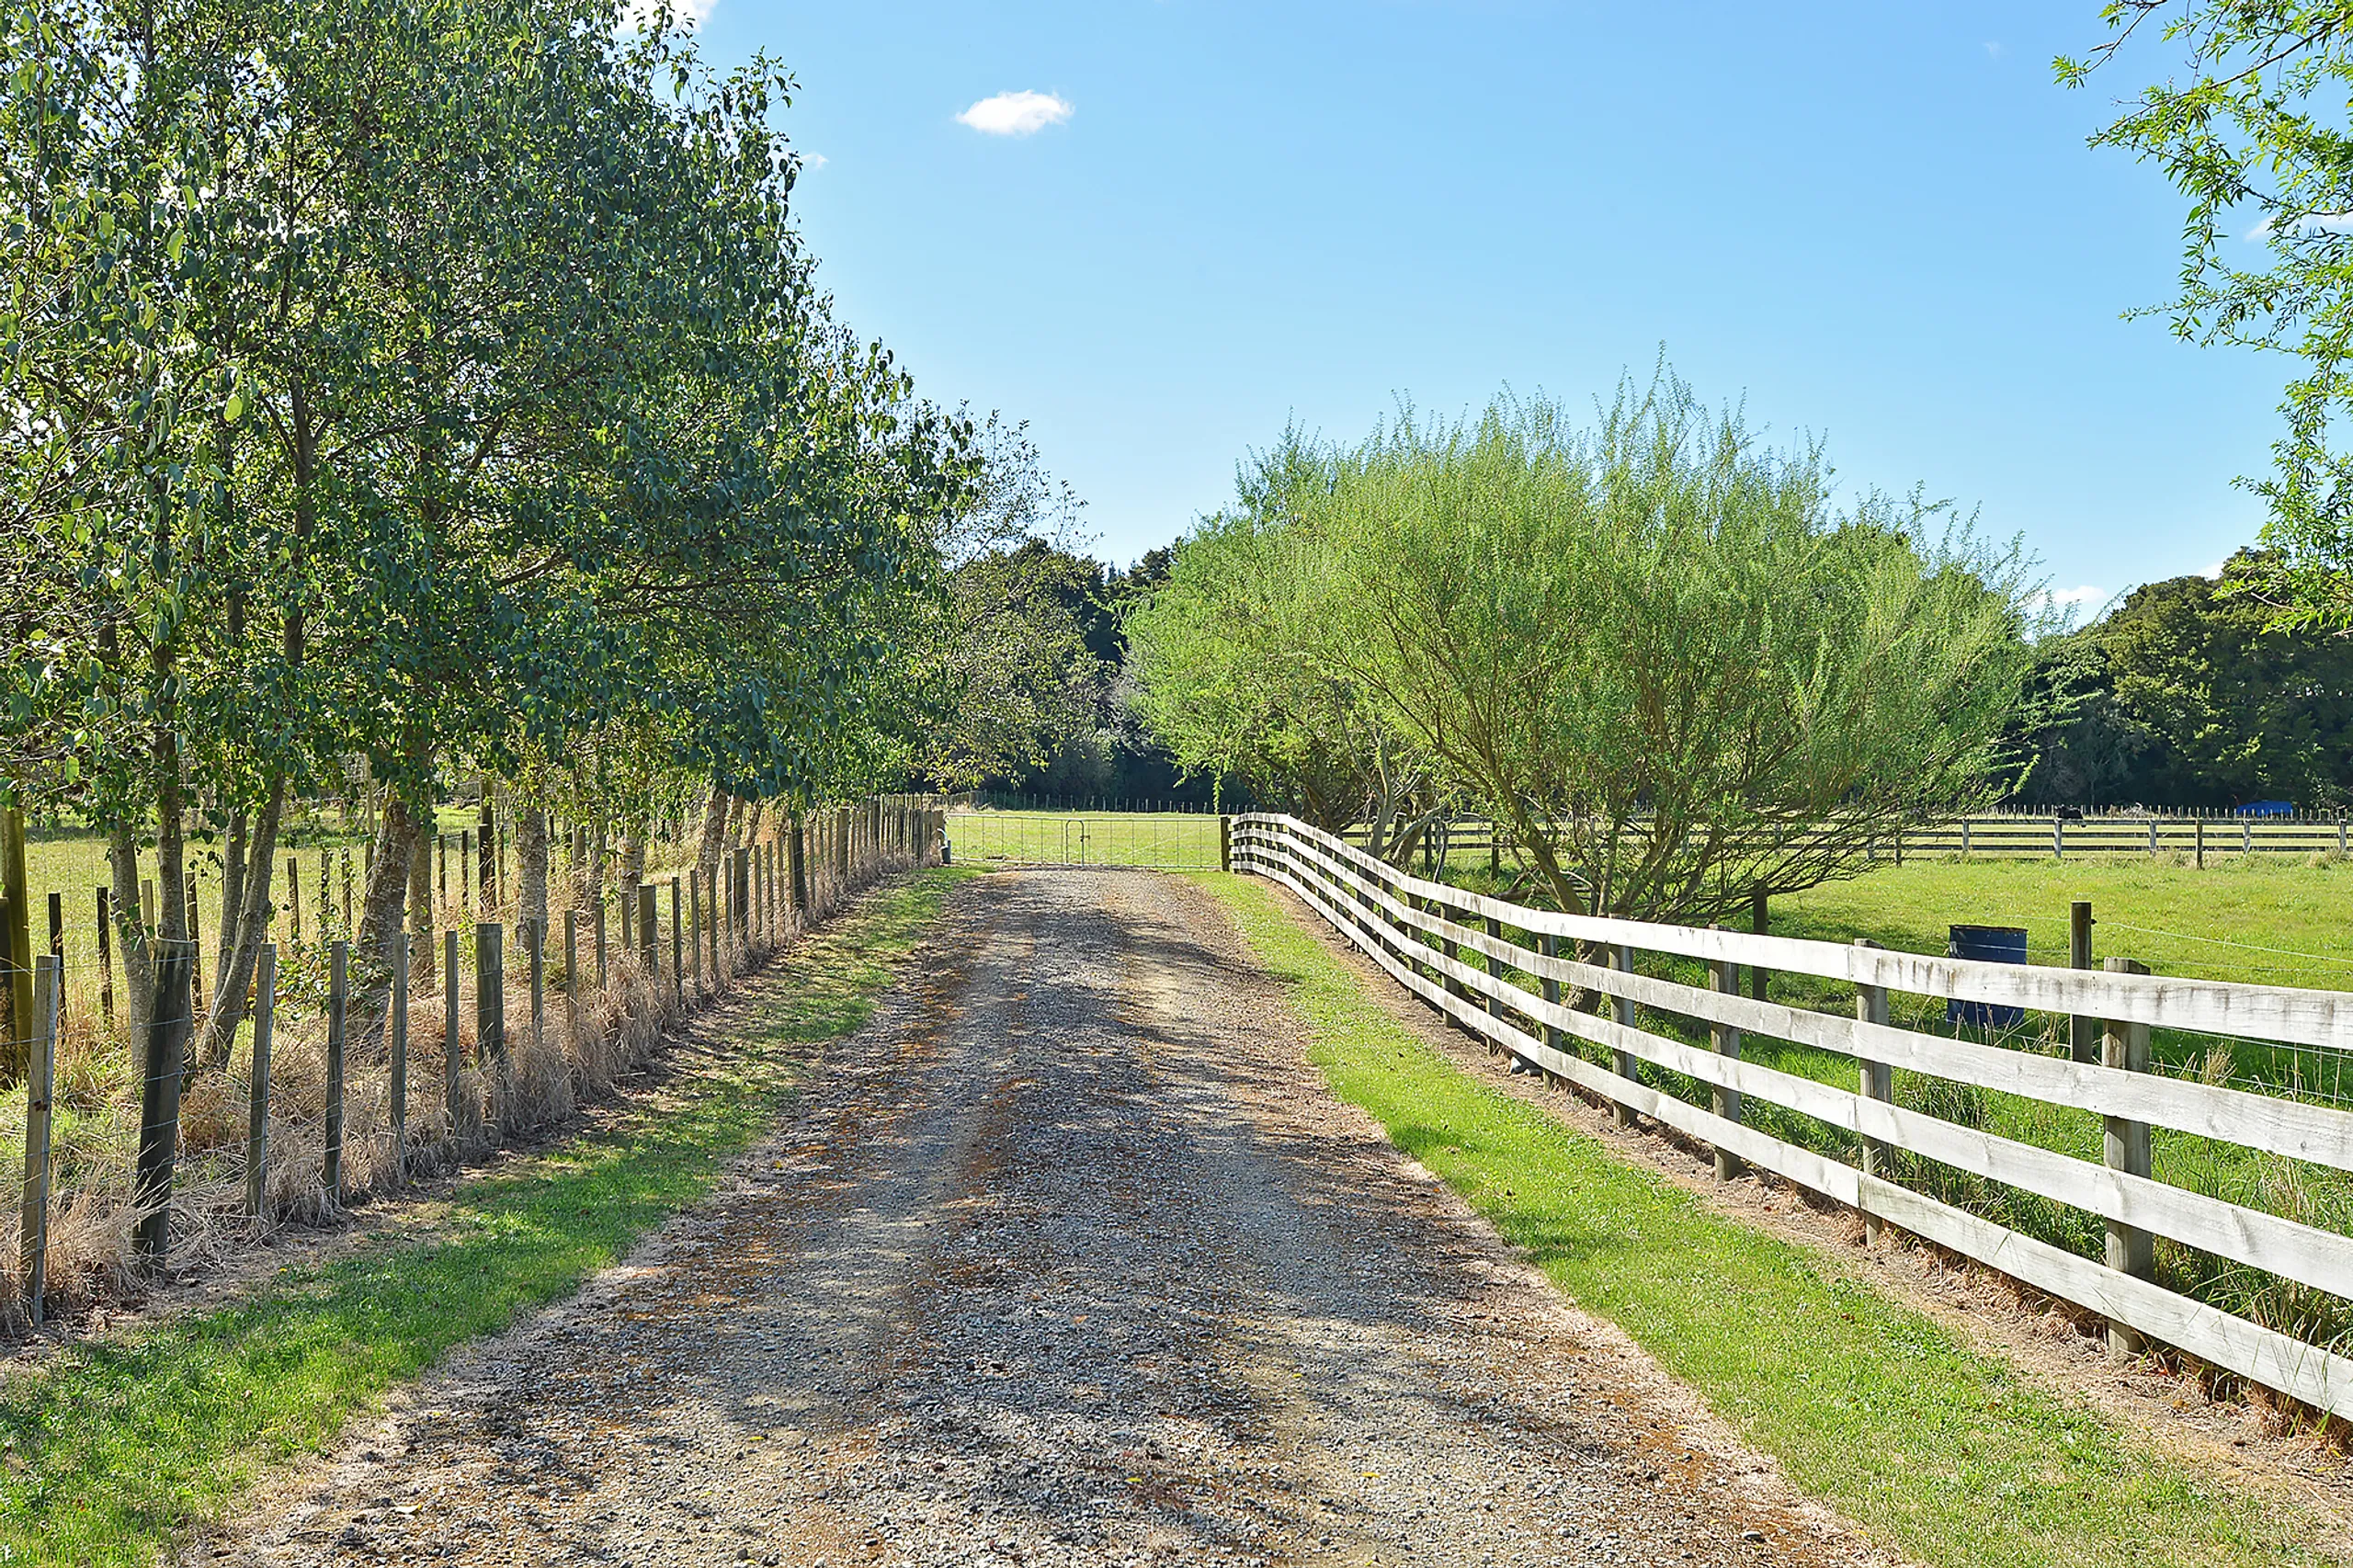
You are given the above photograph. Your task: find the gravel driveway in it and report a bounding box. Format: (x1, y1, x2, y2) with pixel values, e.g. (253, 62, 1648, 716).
(191, 870, 1889, 1568)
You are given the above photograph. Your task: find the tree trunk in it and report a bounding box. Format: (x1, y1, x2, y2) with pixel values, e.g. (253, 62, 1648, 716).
(216, 810, 246, 989)
(617, 824, 646, 918)
(193, 775, 286, 1070)
(108, 822, 153, 1047)
(694, 783, 730, 882)
(582, 815, 608, 911)
(517, 806, 549, 934)
(408, 817, 435, 986)
(351, 790, 428, 1049)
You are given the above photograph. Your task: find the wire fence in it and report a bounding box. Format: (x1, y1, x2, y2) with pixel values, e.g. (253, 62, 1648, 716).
(0, 799, 944, 1337)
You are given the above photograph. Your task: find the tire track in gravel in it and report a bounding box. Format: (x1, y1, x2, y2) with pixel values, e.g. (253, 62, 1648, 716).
(188, 869, 1895, 1568)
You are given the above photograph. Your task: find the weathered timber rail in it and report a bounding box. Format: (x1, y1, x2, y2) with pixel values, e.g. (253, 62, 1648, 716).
(1234, 812, 2353, 1421)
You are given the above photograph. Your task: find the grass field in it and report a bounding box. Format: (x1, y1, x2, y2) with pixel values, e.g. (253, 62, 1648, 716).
(1198, 869, 2332, 1568)
(945, 807, 1222, 869)
(0, 866, 966, 1568)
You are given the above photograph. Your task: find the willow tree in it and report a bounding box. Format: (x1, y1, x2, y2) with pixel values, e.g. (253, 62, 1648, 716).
(1125, 433, 1428, 837)
(1317, 376, 2040, 922)
(1134, 374, 2041, 923)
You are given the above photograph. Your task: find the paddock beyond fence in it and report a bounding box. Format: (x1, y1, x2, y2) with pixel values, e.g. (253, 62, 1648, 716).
(1233, 812, 2353, 1423)
(1343, 812, 2353, 866)
(943, 808, 1222, 870)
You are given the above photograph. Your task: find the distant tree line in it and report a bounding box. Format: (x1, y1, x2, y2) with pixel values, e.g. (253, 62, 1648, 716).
(2001, 551, 2353, 812)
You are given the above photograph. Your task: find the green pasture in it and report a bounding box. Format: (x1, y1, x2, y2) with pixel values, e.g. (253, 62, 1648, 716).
(944, 807, 1222, 869)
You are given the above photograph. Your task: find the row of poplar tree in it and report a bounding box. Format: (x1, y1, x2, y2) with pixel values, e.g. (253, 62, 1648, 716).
(2, 0, 989, 1062)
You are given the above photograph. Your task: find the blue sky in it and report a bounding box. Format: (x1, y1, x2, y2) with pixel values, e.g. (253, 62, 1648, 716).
(686, 1, 2280, 610)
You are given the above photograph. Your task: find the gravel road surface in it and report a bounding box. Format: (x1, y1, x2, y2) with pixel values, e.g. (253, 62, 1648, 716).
(192, 870, 1889, 1568)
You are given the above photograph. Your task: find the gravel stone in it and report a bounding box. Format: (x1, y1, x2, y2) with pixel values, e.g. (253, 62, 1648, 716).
(187, 870, 1897, 1568)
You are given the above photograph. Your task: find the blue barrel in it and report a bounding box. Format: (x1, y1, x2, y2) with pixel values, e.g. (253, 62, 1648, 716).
(1947, 925, 2027, 1029)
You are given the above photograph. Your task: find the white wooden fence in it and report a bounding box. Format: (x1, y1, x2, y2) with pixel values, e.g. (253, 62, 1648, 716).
(1233, 813, 2353, 1420)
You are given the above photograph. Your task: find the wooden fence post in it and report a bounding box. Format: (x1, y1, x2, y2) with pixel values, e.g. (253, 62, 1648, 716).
(477, 922, 506, 1068)
(133, 940, 195, 1265)
(2068, 901, 2098, 1064)
(688, 869, 702, 994)
(1610, 946, 1639, 1129)
(1483, 913, 1505, 1034)
(2102, 956, 2155, 1359)
(670, 880, 683, 1002)
(1709, 934, 1745, 1181)
(2195, 818, 2205, 869)
(1539, 932, 1563, 1088)
(790, 813, 809, 920)
(734, 846, 751, 937)
(705, 863, 721, 977)
(286, 857, 300, 943)
(20, 953, 58, 1325)
(391, 933, 408, 1183)
(245, 944, 275, 1220)
(97, 887, 115, 1027)
(594, 900, 608, 991)
(443, 930, 462, 1140)
(478, 806, 494, 910)
(186, 874, 205, 1011)
(324, 939, 347, 1200)
(1438, 895, 1469, 1019)
(45, 892, 63, 1030)
(1854, 937, 1891, 1243)
(529, 918, 545, 1052)
(460, 829, 472, 909)
(563, 910, 579, 1047)
(1749, 886, 1769, 1003)
(638, 883, 657, 981)
(1220, 816, 1233, 872)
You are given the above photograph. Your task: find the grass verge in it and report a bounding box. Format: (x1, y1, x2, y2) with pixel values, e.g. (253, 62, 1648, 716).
(0, 866, 969, 1568)
(1193, 869, 2330, 1568)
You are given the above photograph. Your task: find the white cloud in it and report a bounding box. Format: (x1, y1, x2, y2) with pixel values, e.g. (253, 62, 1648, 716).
(795, 151, 827, 172)
(2245, 210, 2353, 242)
(2024, 584, 2111, 621)
(1984, 40, 2004, 59)
(958, 90, 1073, 137)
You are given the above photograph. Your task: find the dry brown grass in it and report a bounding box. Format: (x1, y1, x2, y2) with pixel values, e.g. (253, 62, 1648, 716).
(0, 830, 929, 1337)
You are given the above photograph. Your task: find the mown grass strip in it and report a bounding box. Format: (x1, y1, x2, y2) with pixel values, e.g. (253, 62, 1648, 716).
(0, 867, 968, 1568)
(1194, 870, 2327, 1568)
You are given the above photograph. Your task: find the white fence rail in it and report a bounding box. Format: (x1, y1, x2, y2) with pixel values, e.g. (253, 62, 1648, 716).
(1233, 812, 2353, 1421)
